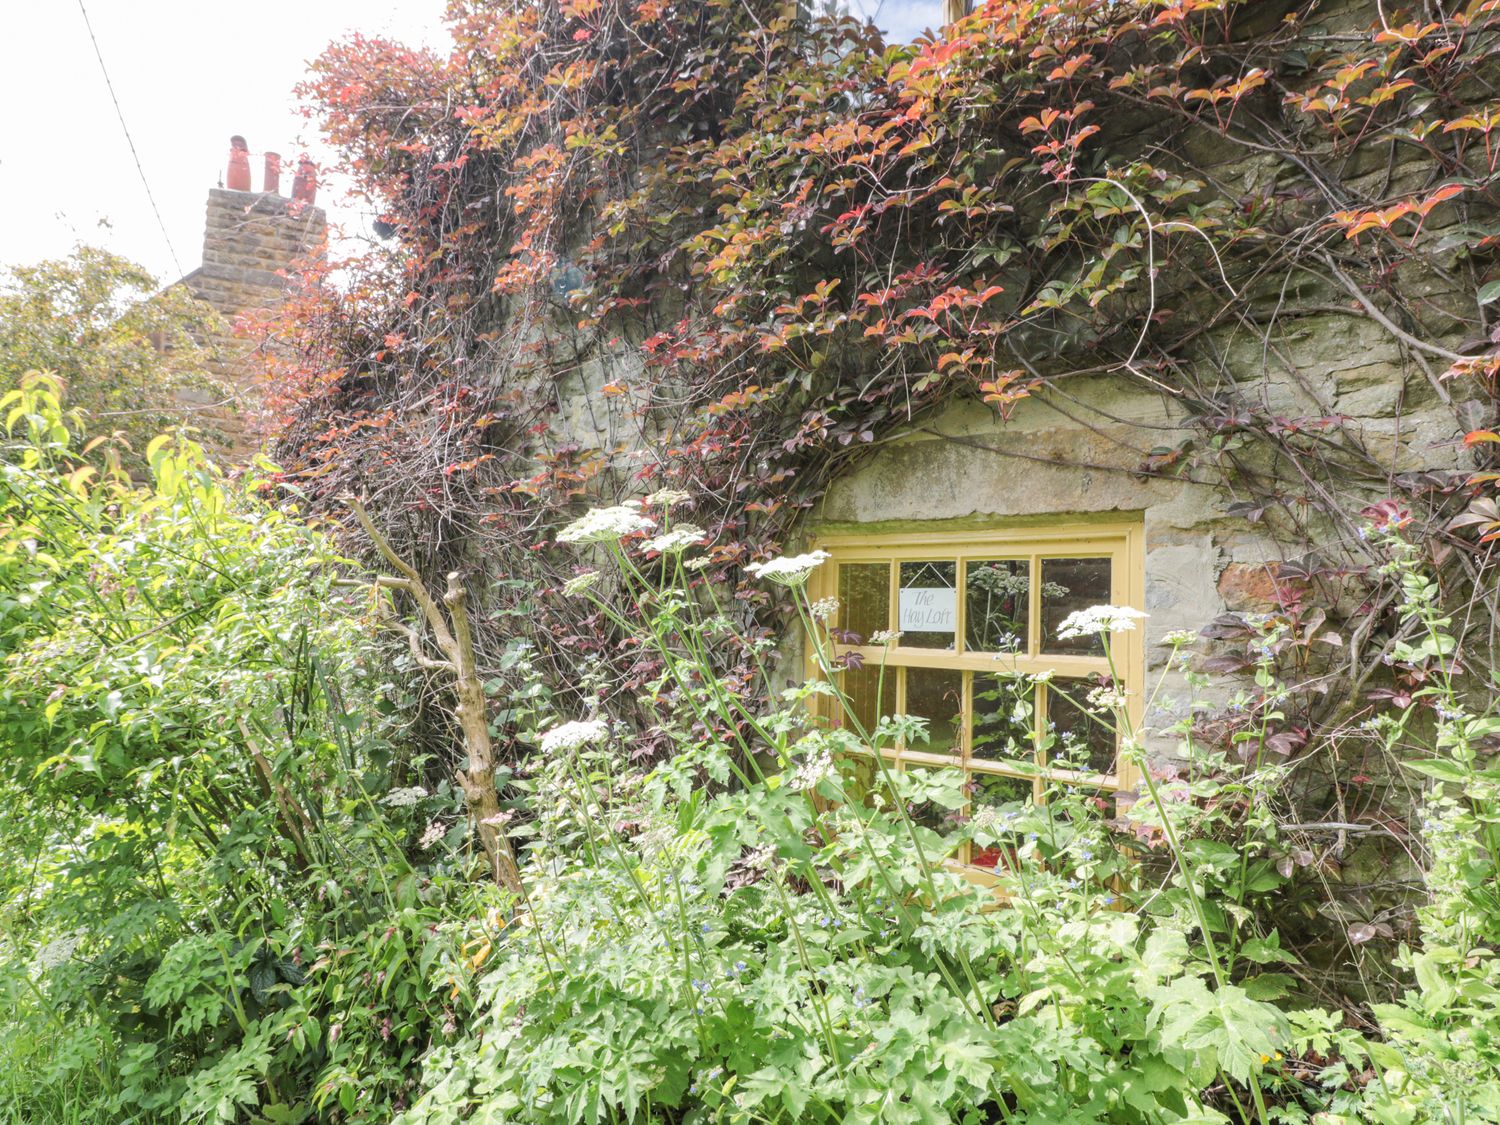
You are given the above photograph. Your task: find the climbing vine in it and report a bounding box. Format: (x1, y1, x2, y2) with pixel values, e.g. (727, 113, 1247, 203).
(267, 0, 1500, 996)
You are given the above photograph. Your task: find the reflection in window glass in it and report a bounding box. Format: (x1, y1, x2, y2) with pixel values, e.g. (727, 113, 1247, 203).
(837, 662, 889, 737)
(1048, 782, 1117, 823)
(969, 673, 1035, 763)
(964, 559, 1029, 653)
(904, 667, 963, 755)
(903, 763, 963, 835)
(1041, 557, 1112, 656)
(898, 560, 957, 650)
(971, 771, 1032, 810)
(968, 772, 1031, 869)
(838, 562, 889, 643)
(1044, 677, 1117, 776)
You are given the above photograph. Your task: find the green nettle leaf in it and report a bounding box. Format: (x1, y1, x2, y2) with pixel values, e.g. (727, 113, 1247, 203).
(1241, 973, 1296, 1001)
(248, 958, 279, 1005)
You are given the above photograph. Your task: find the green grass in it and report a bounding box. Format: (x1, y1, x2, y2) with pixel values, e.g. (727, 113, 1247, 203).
(0, 1010, 126, 1125)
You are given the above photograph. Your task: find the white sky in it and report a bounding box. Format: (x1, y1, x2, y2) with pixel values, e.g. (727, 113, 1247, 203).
(0, 1, 946, 287)
(840, 0, 952, 43)
(1, 0, 447, 286)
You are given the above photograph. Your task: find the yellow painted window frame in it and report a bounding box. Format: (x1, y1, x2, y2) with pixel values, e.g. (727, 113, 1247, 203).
(805, 520, 1146, 882)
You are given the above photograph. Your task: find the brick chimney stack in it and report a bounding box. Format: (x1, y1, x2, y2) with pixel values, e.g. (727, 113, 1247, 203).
(175, 134, 328, 452)
(190, 134, 325, 330)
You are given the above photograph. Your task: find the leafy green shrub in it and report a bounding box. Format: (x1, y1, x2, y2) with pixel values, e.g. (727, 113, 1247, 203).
(1316, 532, 1500, 1125)
(395, 506, 1341, 1124)
(6, 378, 1500, 1124)
(0, 374, 477, 1122)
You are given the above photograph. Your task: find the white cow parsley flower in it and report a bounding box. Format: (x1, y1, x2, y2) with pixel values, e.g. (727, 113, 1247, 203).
(557, 502, 656, 543)
(742, 844, 776, 872)
(539, 719, 610, 753)
(382, 786, 428, 808)
(1086, 686, 1130, 711)
(1160, 629, 1198, 646)
(744, 550, 831, 586)
(790, 749, 837, 792)
(562, 570, 601, 596)
(1056, 604, 1147, 640)
(646, 488, 692, 508)
(643, 526, 706, 554)
(870, 629, 903, 646)
(970, 805, 1002, 833)
(419, 820, 446, 849)
(810, 597, 840, 622)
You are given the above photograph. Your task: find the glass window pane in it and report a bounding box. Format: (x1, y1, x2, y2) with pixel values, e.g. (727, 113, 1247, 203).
(965, 559, 1029, 654)
(838, 562, 890, 643)
(903, 763, 965, 836)
(836, 662, 890, 741)
(1044, 677, 1117, 775)
(1048, 783, 1116, 821)
(898, 560, 957, 650)
(969, 673, 1036, 763)
(1041, 557, 1113, 656)
(904, 667, 963, 756)
(968, 772, 1032, 870)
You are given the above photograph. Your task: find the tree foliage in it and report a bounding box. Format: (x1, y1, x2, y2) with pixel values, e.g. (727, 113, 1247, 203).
(0, 247, 226, 460)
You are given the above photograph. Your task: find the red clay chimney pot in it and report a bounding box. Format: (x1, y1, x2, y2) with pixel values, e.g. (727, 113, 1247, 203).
(264, 152, 282, 194)
(291, 155, 318, 205)
(227, 135, 252, 191)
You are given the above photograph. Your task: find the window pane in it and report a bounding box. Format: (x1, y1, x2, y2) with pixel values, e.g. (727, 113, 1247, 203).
(1041, 557, 1113, 656)
(838, 562, 890, 643)
(964, 559, 1029, 654)
(968, 772, 1032, 870)
(1044, 677, 1116, 775)
(969, 673, 1036, 763)
(837, 662, 890, 741)
(904, 667, 963, 756)
(1048, 783, 1116, 821)
(903, 763, 964, 835)
(898, 560, 957, 650)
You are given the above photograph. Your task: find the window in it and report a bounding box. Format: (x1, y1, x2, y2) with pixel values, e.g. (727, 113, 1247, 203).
(807, 521, 1145, 879)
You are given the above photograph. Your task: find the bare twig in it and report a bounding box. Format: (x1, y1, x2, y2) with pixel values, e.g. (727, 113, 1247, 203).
(345, 494, 524, 895)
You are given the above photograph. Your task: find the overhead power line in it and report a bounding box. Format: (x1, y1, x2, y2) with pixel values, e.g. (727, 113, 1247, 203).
(75, 0, 185, 278)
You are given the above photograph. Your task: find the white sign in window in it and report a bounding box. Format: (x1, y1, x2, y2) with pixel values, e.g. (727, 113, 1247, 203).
(899, 587, 957, 633)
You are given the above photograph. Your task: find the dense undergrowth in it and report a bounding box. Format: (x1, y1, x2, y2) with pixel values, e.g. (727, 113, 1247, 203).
(5, 0, 1500, 1119)
(2, 372, 1498, 1123)
(265, 0, 1500, 998)
(0, 375, 486, 1121)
